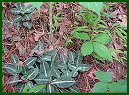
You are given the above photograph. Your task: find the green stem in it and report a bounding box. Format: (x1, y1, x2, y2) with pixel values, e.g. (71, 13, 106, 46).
(49, 2, 54, 49)
(48, 2, 54, 84)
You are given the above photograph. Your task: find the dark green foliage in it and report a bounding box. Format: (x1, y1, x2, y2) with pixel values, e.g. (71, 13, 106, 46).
(4, 51, 90, 93)
(10, 2, 36, 29)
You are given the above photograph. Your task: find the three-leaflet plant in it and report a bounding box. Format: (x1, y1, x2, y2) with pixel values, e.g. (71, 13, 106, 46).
(92, 71, 127, 93)
(70, 2, 113, 61)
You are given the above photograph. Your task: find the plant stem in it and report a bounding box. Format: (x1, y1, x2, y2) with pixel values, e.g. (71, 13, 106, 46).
(48, 2, 54, 84)
(49, 2, 54, 49)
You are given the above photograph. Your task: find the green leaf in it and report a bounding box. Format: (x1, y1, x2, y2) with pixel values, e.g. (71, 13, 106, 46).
(71, 26, 89, 40)
(13, 15, 22, 23)
(62, 51, 90, 78)
(93, 42, 112, 61)
(30, 2, 42, 10)
(117, 80, 127, 93)
(108, 82, 122, 92)
(68, 51, 76, 64)
(115, 28, 126, 41)
(39, 61, 50, 77)
(53, 67, 61, 78)
(24, 4, 35, 13)
(51, 78, 75, 88)
(77, 64, 91, 72)
(117, 79, 127, 86)
(60, 54, 67, 64)
(23, 14, 30, 20)
(27, 81, 34, 89)
(10, 54, 19, 64)
(21, 83, 29, 93)
(47, 84, 55, 93)
(71, 26, 89, 33)
(16, 65, 23, 73)
(10, 75, 19, 85)
(28, 85, 46, 93)
(79, 2, 103, 15)
(15, 2, 25, 11)
(10, 8, 21, 15)
(72, 32, 90, 40)
(94, 71, 112, 82)
(41, 55, 51, 62)
(93, 33, 111, 45)
(14, 22, 21, 30)
(4, 64, 16, 75)
(24, 68, 39, 80)
(61, 69, 75, 78)
(23, 21, 32, 29)
(97, 24, 108, 29)
(69, 85, 80, 93)
(25, 57, 37, 67)
(35, 75, 49, 85)
(68, 63, 90, 77)
(92, 82, 108, 93)
(16, 83, 25, 92)
(81, 41, 93, 56)
(120, 85, 127, 93)
(36, 40, 44, 50)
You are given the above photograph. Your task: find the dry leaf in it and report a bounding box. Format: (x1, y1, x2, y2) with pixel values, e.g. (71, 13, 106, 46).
(118, 15, 127, 27)
(33, 31, 44, 41)
(2, 2, 6, 8)
(15, 42, 26, 56)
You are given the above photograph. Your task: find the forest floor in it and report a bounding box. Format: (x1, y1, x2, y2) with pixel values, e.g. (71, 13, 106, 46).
(2, 2, 127, 93)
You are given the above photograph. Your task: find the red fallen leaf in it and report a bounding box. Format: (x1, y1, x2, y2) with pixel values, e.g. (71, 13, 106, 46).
(118, 14, 127, 27)
(33, 31, 44, 41)
(29, 34, 35, 43)
(63, 3, 68, 9)
(18, 61, 25, 67)
(119, 6, 125, 15)
(63, 18, 72, 26)
(2, 2, 6, 8)
(56, 3, 63, 10)
(15, 42, 26, 56)
(40, 8, 48, 13)
(24, 2, 29, 7)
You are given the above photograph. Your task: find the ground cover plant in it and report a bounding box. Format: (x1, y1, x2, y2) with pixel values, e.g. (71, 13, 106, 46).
(2, 2, 127, 93)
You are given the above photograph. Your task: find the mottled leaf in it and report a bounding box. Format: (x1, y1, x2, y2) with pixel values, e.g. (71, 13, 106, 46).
(4, 64, 16, 75)
(10, 54, 19, 64)
(23, 21, 32, 29)
(10, 8, 21, 15)
(51, 77, 75, 88)
(24, 68, 39, 80)
(35, 75, 49, 85)
(23, 14, 30, 20)
(24, 4, 35, 13)
(25, 57, 37, 67)
(39, 61, 50, 77)
(47, 84, 55, 93)
(13, 15, 22, 23)
(15, 2, 25, 11)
